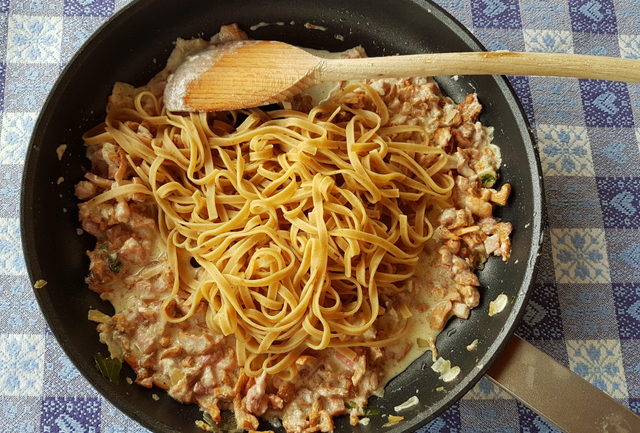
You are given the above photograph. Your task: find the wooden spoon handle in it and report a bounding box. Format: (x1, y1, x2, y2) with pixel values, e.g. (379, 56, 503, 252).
(319, 52, 640, 83)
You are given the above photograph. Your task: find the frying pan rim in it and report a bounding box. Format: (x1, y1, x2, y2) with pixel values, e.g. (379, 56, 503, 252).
(20, 0, 544, 432)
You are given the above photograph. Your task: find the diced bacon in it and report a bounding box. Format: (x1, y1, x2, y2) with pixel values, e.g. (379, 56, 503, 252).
(335, 352, 356, 370)
(277, 382, 295, 404)
(268, 394, 284, 410)
(452, 122, 475, 148)
(115, 201, 130, 223)
(452, 302, 470, 319)
(351, 355, 366, 386)
(324, 397, 345, 416)
(439, 208, 473, 230)
(484, 234, 501, 255)
(458, 285, 480, 308)
(119, 237, 147, 265)
(108, 82, 136, 111)
(75, 181, 96, 200)
(457, 93, 482, 122)
(213, 24, 249, 44)
(368, 347, 383, 361)
(429, 301, 453, 331)
(244, 373, 268, 416)
(491, 183, 511, 206)
(433, 126, 452, 148)
(234, 393, 259, 430)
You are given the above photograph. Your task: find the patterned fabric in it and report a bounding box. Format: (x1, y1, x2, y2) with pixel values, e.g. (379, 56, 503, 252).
(0, 0, 638, 431)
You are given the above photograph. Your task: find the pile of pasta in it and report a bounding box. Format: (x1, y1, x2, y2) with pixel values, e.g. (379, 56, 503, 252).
(85, 83, 455, 378)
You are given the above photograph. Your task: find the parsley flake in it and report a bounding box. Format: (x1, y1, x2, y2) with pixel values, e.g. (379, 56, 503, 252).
(480, 173, 497, 186)
(94, 353, 122, 383)
(107, 252, 122, 273)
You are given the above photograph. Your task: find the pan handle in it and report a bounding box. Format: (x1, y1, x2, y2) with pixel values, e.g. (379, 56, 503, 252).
(487, 335, 640, 433)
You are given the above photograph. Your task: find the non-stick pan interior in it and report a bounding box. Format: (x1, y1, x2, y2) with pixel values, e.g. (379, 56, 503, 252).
(21, 0, 543, 432)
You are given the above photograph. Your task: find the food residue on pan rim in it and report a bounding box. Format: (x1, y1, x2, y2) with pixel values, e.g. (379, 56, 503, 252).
(394, 395, 419, 412)
(56, 144, 67, 160)
(489, 293, 508, 316)
(466, 339, 479, 351)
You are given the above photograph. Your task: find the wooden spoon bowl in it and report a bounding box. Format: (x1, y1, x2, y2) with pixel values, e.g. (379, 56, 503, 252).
(165, 40, 640, 112)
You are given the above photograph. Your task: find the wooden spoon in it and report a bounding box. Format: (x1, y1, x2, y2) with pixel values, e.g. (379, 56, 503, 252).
(164, 40, 640, 112)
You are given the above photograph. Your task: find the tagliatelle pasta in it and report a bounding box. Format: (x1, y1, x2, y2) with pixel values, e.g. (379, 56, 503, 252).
(83, 82, 455, 380)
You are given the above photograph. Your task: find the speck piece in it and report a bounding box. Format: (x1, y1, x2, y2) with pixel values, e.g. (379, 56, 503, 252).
(34, 279, 48, 289)
(56, 177, 64, 184)
(152, 393, 160, 401)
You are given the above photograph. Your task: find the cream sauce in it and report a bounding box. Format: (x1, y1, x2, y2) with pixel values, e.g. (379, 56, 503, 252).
(100, 237, 166, 314)
(375, 246, 456, 394)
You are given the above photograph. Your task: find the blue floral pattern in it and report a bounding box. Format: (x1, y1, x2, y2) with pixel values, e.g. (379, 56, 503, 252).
(0, 218, 27, 276)
(0, 334, 44, 396)
(569, 0, 618, 34)
(6, 16, 62, 63)
(551, 229, 611, 283)
(523, 29, 574, 53)
(518, 283, 565, 340)
(4, 64, 58, 111)
(580, 79, 634, 127)
(537, 124, 594, 176)
(0, 397, 40, 433)
(0, 112, 37, 165)
(619, 34, 640, 58)
(566, 339, 628, 398)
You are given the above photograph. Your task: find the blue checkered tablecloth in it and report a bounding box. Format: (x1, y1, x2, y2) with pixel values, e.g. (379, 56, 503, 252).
(1, 0, 639, 432)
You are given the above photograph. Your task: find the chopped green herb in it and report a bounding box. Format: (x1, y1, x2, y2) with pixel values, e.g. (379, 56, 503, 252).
(94, 353, 121, 383)
(201, 410, 243, 433)
(107, 252, 122, 273)
(363, 408, 381, 416)
(480, 173, 497, 186)
(345, 401, 380, 416)
(99, 243, 109, 252)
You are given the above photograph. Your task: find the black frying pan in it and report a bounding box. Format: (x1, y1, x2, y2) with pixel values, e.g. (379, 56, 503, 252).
(20, 0, 543, 432)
